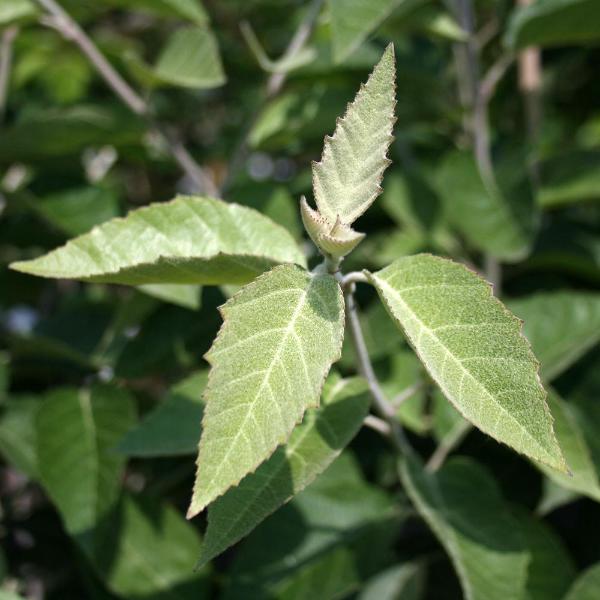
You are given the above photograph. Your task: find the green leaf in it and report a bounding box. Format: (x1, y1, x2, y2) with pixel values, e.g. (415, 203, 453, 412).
(223, 453, 398, 600)
(92, 495, 210, 599)
(401, 455, 529, 600)
(10, 196, 306, 285)
(538, 151, 600, 208)
(508, 292, 600, 381)
(368, 254, 567, 472)
(311, 44, 396, 225)
(101, 0, 208, 24)
(154, 26, 226, 89)
(188, 264, 345, 516)
(506, 0, 600, 50)
(565, 563, 600, 600)
(137, 283, 202, 310)
(36, 385, 136, 538)
(198, 375, 370, 566)
(0, 396, 39, 478)
(358, 563, 425, 600)
(514, 508, 576, 600)
(118, 371, 207, 457)
(538, 393, 600, 502)
(328, 0, 416, 63)
(436, 151, 536, 261)
(0, 0, 37, 24)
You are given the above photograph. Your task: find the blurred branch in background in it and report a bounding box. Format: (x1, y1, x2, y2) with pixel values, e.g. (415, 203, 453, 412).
(34, 0, 220, 197)
(0, 25, 18, 123)
(221, 0, 324, 194)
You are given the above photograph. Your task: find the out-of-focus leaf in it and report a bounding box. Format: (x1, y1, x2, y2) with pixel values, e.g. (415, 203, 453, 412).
(515, 508, 576, 600)
(198, 375, 370, 566)
(431, 388, 465, 442)
(118, 371, 206, 457)
(30, 187, 120, 236)
(92, 495, 210, 599)
(328, 0, 422, 63)
(537, 479, 579, 515)
(189, 265, 344, 517)
(0, 353, 9, 402)
(0, 396, 39, 478)
(508, 292, 600, 381)
(36, 385, 136, 539)
(358, 563, 425, 600)
(102, 0, 208, 24)
(369, 254, 567, 472)
(506, 0, 600, 49)
(223, 453, 399, 600)
(136, 284, 201, 310)
(0, 591, 28, 600)
(564, 563, 600, 600)
(0, 0, 37, 24)
(538, 152, 600, 208)
(312, 44, 395, 225)
(401, 455, 528, 600)
(11, 196, 306, 285)
(154, 26, 225, 89)
(436, 152, 537, 261)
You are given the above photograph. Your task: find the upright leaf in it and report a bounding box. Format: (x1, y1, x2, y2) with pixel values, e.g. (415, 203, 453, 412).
(36, 385, 136, 538)
(368, 254, 566, 471)
(565, 563, 600, 600)
(311, 44, 396, 225)
(188, 264, 344, 517)
(118, 371, 207, 457)
(10, 196, 305, 285)
(401, 456, 528, 600)
(506, 0, 600, 49)
(155, 26, 226, 89)
(198, 375, 370, 565)
(508, 292, 600, 381)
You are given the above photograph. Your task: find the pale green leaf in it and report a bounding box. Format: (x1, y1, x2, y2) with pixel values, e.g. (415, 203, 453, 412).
(36, 385, 136, 538)
(223, 453, 398, 600)
(0, 591, 27, 600)
(565, 563, 600, 600)
(198, 375, 370, 566)
(0, 0, 37, 24)
(10, 196, 306, 285)
(506, 0, 600, 50)
(188, 264, 345, 516)
(92, 495, 210, 599)
(137, 283, 201, 310)
(509, 292, 600, 381)
(101, 0, 208, 24)
(537, 479, 580, 515)
(328, 0, 415, 63)
(436, 151, 537, 261)
(155, 26, 225, 89)
(368, 254, 567, 472)
(537, 393, 600, 502)
(515, 508, 576, 600)
(401, 455, 529, 600)
(312, 44, 396, 225)
(358, 563, 425, 600)
(118, 371, 206, 457)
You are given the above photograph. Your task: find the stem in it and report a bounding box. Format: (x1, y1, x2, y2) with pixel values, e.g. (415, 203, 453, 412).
(484, 253, 502, 296)
(221, 0, 323, 193)
(35, 0, 219, 197)
(344, 283, 409, 452)
(426, 420, 472, 472)
(0, 26, 18, 122)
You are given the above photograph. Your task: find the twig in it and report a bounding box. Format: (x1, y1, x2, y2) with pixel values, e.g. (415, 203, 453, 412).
(392, 381, 424, 408)
(484, 252, 502, 296)
(0, 26, 18, 122)
(364, 415, 392, 437)
(340, 271, 369, 288)
(35, 0, 219, 197)
(221, 0, 323, 193)
(426, 420, 472, 472)
(480, 52, 515, 103)
(344, 282, 409, 452)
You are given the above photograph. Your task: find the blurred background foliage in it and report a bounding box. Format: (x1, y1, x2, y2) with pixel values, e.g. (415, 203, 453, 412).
(0, 0, 599, 598)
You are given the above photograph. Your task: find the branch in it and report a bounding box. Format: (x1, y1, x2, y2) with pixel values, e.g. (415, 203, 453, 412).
(344, 282, 409, 452)
(0, 26, 18, 122)
(35, 0, 219, 197)
(221, 0, 323, 193)
(426, 420, 472, 472)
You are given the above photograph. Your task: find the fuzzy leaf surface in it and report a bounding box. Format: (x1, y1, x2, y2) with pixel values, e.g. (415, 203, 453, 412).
(198, 375, 369, 565)
(10, 196, 305, 285)
(312, 44, 396, 225)
(368, 254, 566, 471)
(401, 456, 528, 600)
(188, 264, 344, 516)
